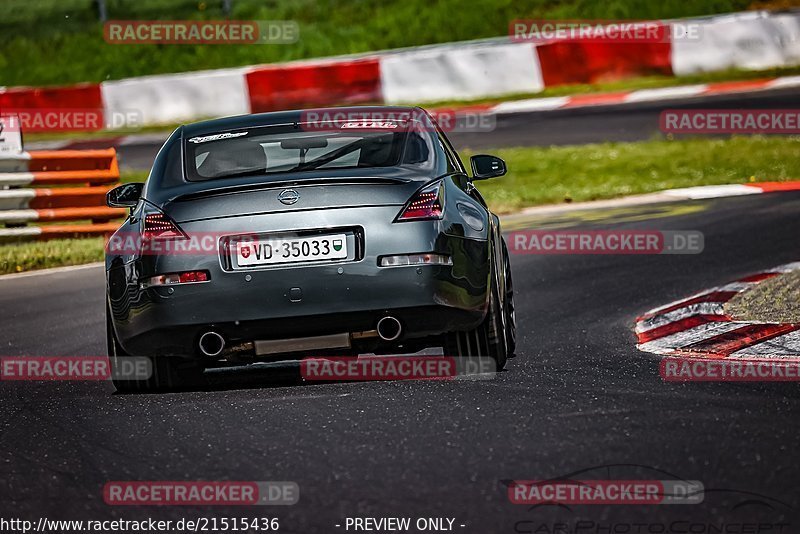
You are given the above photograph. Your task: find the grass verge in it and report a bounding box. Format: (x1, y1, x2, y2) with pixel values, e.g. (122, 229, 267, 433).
(121, 170, 150, 184)
(725, 270, 800, 323)
(471, 136, 800, 213)
(1, 135, 798, 274)
(0, 238, 104, 275)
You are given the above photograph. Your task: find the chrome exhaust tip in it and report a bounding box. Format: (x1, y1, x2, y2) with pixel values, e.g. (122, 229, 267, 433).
(376, 316, 402, 342)
(198, 331, 225, 357)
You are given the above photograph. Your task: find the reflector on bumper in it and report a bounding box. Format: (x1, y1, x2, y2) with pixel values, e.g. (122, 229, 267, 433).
(140, 270, 210, 289)
(378, 254, 452, 267)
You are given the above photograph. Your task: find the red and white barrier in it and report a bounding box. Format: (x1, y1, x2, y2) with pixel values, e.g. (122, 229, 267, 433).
(380, 43, 543, 103)
(535, 39, 671, 86)
(0, 83, 102, 112)
(27, 73, 799, 151)
(101, 67, 251, 126)
(672, 11, 800, 76)
(5, 10, 800, 130)
(246, 57, 382, 112)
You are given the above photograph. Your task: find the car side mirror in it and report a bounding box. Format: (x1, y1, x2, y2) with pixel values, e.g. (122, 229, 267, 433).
(107, 183, 144, 208)
(470, 155, 506, 180)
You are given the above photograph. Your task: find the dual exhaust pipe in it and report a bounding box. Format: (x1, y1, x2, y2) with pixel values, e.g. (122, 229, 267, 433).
(376, 316, 402, 341)
(198, 331, 225, 357)
(198, 316, 402, 357)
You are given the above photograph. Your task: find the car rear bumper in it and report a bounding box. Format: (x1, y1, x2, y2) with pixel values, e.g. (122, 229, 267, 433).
(107, 206, 490, 357)
(112, 304, 484, 358)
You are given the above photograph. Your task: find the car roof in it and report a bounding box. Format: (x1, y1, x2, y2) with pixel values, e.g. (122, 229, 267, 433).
(181, 106, 428, 137)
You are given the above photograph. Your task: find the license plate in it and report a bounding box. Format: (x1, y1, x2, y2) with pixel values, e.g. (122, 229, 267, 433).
(234, 233, 347, 267)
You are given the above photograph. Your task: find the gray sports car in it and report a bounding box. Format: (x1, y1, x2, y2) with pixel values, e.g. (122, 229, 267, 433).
(105, 106, 516, 391)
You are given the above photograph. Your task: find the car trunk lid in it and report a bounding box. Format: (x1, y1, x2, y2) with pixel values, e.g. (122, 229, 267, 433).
(163, 175, 423, 224)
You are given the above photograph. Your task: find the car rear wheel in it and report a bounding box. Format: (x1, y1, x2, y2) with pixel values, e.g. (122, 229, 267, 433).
(502, 238, 517, 357)
(106, 308, 203, 392)
(443, 262, 508, 372)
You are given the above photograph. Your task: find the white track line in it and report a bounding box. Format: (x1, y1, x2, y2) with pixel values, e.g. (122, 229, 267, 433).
(0, 262, 104, 281)
(662, 185, 762, 199)
(624, 85, 708, 102)
(766, 76, 800, 89)
(492, 97, 569, 114)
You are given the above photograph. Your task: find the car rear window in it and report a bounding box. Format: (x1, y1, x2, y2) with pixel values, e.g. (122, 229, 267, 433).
(184, 123, 410, 181)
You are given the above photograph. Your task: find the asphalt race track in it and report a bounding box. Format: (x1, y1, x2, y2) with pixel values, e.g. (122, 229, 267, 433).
(89, 87, 800, 171)
(2, 191, 799, 531)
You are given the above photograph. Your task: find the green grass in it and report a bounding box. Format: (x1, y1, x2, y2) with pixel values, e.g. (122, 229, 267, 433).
(0, 237, 105, 275)
(1, 0, 757, 86)
(2, 135, 797, 274)
(725, 270, 800, 323)
(471, 136, 800, 213)
(121, 170, 150, 184)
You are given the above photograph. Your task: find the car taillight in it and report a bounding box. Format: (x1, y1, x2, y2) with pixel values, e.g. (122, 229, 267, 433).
(396, 181, 444, 221)
(143, 212, 185, 239)
(140, 270, 210, 289)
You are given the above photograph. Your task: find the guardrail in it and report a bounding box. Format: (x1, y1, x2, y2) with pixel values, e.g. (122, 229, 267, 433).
(0, 149, 126, 241)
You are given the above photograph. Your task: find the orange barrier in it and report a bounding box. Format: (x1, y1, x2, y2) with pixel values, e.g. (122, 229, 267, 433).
(0, 171, 119, 187)
(0, 148, 125, 240)
(34, 207, 126, 222)
(27, 149, 119, 172)
(29, 187, 114, 209)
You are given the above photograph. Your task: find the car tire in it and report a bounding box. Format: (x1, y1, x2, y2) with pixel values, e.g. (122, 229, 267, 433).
(501, 238, 517, 357)
(443, 260, 508, 372)
(106, 307, 203, 392)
